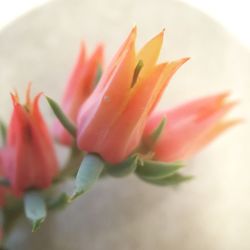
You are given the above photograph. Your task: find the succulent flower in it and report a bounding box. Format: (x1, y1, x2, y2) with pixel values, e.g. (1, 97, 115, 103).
(77, 28, 188, 163)
(2, 87, 58, 195)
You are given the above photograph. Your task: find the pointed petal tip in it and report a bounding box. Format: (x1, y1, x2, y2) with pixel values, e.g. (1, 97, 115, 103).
(181, 57, 190, 63)
(131, 25, 137, 33)
(34, 92, 43, 102)
(96, 43, 105, 52)
(156, 29, 165, 39)
(25, 82, 33, 106)
(214, 92, 240, 111)
(222, 100, 239, 114)
(162, 57, 190, 66)
(150, 30, 165, 45)
(229, 118, 244, 126)
(216, 91, 239, 110)
(128, 26, 137, 41)
(212, 118, 243, 137)
(123, 27, 137, 51)
(78, 41, 86, 59)
(167, 57, 190, 68)
(79, 41, 86, 50)
(10, 90, 19, 105)
(91, 43, 104, 61)
(215, 91, 231, 102)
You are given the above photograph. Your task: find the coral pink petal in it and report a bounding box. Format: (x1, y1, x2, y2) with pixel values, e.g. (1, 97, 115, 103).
(77, 41, 136, 153)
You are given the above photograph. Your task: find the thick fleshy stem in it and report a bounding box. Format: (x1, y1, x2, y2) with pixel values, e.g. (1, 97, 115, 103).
(54, 146, 85, 183)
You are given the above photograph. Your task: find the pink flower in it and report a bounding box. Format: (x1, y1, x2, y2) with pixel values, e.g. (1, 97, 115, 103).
(2, 87, 58, 195)
(143, 92, 239, 162)
(77, 28, 188, 164)
(53, 43, 104, 145)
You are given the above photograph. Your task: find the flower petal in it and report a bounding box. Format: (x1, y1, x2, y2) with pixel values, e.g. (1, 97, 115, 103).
(136, 31, 164, 78)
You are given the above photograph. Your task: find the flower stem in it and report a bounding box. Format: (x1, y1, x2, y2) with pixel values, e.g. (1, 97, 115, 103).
(54, 146, 84, 183)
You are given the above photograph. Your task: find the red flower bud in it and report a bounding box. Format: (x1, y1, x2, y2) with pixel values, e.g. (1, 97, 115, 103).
(2, 88, 58, 195)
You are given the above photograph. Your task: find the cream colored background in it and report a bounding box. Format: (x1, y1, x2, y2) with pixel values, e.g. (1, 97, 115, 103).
(0, 0, 249, 249)
(0, 0, 250, 49)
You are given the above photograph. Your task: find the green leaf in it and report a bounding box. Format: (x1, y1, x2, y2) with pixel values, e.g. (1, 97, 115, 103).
(138, 173, 193, 186)
(24, 191, 47, 232)
(106, 154, 139, 177)
(149, 117, 166, 143)
(0, 119, 7, 144)
(46, 96, 76, 137)
(69, 154, 105, 201)
(131, 60, 144, 87)
(136, 160, 183, 180)
(144, 117, 166, 148)
(47, 193, 68, 210)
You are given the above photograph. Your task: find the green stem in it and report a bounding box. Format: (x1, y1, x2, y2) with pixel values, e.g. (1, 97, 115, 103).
(54, 146, 84, 183)
(2, 197, 23, 246)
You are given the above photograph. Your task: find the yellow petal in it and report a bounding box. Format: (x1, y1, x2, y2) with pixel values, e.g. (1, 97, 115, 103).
(149, 57, 189, 113)
(137, 30, 164, 78)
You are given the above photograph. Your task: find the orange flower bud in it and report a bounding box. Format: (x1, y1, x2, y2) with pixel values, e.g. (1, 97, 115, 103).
(77, 28, 188, 163)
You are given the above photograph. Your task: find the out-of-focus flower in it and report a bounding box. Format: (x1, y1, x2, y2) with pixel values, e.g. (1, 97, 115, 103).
(77, 27, 188, 164)
(1, 87, 58, 195)
(53, 43, 103, 145)
(0, 165, 7, 206)
(143, 93, 239, 162)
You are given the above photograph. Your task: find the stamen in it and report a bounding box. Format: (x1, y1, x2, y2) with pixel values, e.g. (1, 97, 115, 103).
(131, 60, 144, 88)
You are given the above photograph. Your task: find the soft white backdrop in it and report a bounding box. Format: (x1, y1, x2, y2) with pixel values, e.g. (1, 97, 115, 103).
(0, 0, 249, 49)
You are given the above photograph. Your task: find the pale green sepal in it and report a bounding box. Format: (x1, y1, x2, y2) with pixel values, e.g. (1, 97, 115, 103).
(46, 96, 76, 137)
(24, 190, 47, 232)
(136, 160, 183, 180)
(138, 173, 193, 186)
(149, 117, 166, 143)
(106, 154, 139, 177)
(69, 154, 104, 202)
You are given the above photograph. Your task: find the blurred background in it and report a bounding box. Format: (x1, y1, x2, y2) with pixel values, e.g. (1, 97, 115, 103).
(0, 0, 249, 50)
(0, 0, 249, 250)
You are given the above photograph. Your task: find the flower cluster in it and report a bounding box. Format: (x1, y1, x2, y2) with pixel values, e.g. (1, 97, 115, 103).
(0, 28, 238, 246)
